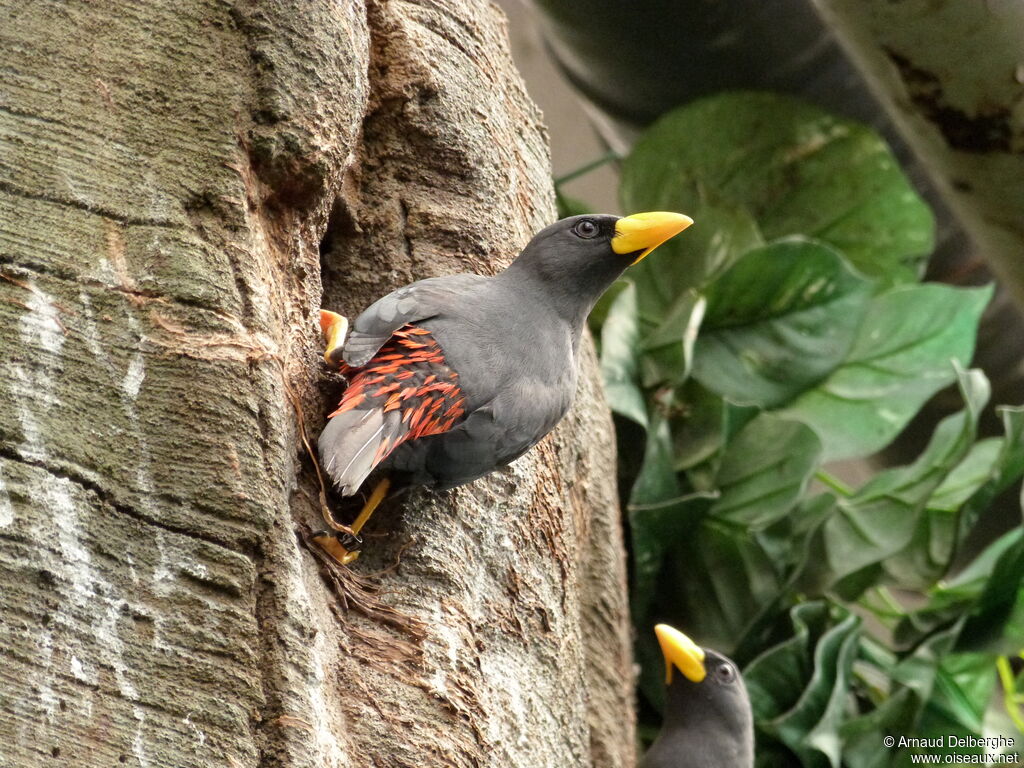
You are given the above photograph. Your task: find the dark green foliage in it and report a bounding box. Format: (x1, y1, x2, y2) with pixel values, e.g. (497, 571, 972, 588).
(590, 92, 1024, 765)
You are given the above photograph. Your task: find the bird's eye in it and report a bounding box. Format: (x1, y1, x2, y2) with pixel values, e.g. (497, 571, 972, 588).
(716, 663, 736, 683)
(573, 219, 598, 239)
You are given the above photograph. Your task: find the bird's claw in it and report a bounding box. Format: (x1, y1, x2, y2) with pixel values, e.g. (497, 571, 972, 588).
(311, 529, 363, 565)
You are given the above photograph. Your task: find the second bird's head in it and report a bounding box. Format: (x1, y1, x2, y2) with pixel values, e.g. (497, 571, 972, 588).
(655, 623, 752, 738)
(507, 212, 693, 311)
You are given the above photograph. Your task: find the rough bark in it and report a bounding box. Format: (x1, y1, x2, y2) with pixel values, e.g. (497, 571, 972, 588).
(812, 0, 1024, 308)
(0, 2, 634, 767)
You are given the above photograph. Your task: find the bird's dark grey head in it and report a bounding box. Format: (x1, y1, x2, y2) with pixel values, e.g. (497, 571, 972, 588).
(500, 212, 692, 324)
(503, 214, 629, 313)
(641, 624, 754, 768)
(664, 647, 753, 740)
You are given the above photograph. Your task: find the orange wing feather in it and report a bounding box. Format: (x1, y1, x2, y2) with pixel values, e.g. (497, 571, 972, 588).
(330, 325, 466, 466)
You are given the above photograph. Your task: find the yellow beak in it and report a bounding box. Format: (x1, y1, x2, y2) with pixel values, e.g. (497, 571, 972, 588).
(655, 624, 706, 684)
(612, 211, 694, 264)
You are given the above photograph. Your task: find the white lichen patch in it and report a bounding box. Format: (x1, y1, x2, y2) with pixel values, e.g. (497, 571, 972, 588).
(26, 471, 150, 766)
(47, 481, 94, 599)
(19, 284, 65, 356)
(9, 366, 50, 463)
(151, 529, 176, 596)
(423, 606, 460, 696)
(36, 631, 59, 723)
(480, 655, 530, 752)
(427, 603, 461, 696)
(94, 257, 120, 288)
(122, 352, 146, 400)
(78, 292, 109, 363)
(182, 713, 207, 750)
(309, 631, 349, 768)
(0, 465, 14, 528)
(69, 655, 97, 686)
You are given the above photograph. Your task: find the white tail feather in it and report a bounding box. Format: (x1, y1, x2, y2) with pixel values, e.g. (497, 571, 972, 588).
(318, 408, 398, 496)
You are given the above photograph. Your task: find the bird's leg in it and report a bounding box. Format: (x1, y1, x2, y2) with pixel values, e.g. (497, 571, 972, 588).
(349, 477, 390, 537)
(319, 309, 349, 368)
(312, 477, 391, 565)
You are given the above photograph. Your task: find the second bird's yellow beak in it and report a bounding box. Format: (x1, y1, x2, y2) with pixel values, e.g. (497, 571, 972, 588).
(613, 211, 694, 264)
(655, 623, 706, 684)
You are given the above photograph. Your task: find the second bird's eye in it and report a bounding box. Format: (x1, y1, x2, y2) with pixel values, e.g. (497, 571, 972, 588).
(716, 663, 736, 683)
(573, 219, 598, 238)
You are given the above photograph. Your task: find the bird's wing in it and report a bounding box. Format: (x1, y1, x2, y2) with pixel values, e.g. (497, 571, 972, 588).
(416, 379, 573, 491)
(319, 325, 467, 495)
(342, 274, 484, 368)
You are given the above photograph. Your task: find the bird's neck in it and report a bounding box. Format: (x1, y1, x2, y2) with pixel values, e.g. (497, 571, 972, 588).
(496, 262, 610, 336)
(656, 683, 755, 766)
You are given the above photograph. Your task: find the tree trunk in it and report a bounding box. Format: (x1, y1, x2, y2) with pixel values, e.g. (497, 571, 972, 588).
(0, 2, 634, 767)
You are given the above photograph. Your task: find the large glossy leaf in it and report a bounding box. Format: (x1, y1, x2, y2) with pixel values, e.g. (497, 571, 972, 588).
(823, 368, 989, 593)
(628, 413, 713, 708)
(629, 413, 683, 507)
(884, 406, 1024, 587)
(669, 381, 726, 471)
(632, 439, 785, 706)
(639, 288, 706, 387)
(588, 278, 628, 338)
(665, 518, 784, 657)
(957, 532, 1024, 655)
(894, 528, 1024, 652)
(779, 284, 992, 461)
(692, 237, 872, 407)
(841, 627, 961, 768)
(711, 414, 823, 529)
(599, 281, 648, 427)
(924, 654, 995, 737)
(621, 91, 934, 295)
(746, 603, 862, 768)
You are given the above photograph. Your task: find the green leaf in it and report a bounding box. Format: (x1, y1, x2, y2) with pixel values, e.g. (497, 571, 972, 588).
(841, 627, 962, 767)
(588, 279, 628, 337)
(667, 518, 783, 655)
(667, 381, 725, 471)
(629, 413, 682, 507)
(885, 406, 1024, 586)
(927, 653, 995, 735)
(779, 284, 993, 461)
(957, 532, 1024, 655)
(822, 368, 990, 592)
(711, 414, 823, 529)
(620, 91, 934, 293)
(839, 689, 918, 768)
(639, 289, 706, 387)
(746, 603, 862, 768)
(692, 237, 872, 408)
(599, 282, 648, 427)
(894, 528, 1024, 651)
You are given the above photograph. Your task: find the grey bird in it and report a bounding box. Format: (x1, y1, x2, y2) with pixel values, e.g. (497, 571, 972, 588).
(314, 211, 692, 563)
(641, 624, 755, 768)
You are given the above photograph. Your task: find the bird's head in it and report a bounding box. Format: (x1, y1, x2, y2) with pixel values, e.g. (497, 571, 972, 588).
(654, 624, 753, 744)
(505, 212, 692, 318)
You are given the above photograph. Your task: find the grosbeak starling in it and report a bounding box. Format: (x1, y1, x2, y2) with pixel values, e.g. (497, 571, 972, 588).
(640, 624, 754, 768)
(315, 212, 692, 563)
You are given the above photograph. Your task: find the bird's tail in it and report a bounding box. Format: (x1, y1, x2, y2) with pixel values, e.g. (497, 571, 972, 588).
(318, 408, 405, 496)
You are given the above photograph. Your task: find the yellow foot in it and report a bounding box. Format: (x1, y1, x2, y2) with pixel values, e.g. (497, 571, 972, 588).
(319, 309, 349, 368)
(311, 478, 391, 566)
(311, 529, 362, 565)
